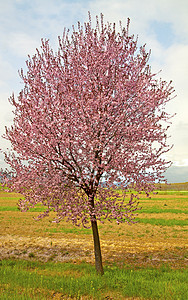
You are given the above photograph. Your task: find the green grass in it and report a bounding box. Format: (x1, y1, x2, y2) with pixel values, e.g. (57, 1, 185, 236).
(0, 259, 187, 299)
(0, 206, 46, 212)
(140, 197, 188, 202)
(45, 226, 93, 235)
(136, 218, 188, 227)
(0, 207, 19, 211)
(137, 208, 188, 214)
(154, 190, 188, 195)
(1, 206, 188, 215)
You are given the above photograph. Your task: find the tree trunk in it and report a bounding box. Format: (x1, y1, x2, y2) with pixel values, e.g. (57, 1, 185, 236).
(91, 217, 104, 275)
(89, 194, 104, 275)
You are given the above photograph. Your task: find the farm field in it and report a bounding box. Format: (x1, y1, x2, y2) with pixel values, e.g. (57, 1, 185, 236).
(0, 189, 187, 299)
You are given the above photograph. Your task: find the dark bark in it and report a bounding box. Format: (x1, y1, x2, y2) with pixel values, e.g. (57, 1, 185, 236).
(91, 217, 104, 275)
(89, 195, 104, 275)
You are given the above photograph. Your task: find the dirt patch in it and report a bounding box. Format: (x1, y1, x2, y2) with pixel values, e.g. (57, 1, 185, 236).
(0, 233, 187, 269)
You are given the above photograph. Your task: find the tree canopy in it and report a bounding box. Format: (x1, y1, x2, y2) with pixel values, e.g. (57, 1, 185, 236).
(2, 13, 175, 274)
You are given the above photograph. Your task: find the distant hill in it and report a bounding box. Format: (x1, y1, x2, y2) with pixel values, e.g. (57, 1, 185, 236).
(155, 182, 188, 191)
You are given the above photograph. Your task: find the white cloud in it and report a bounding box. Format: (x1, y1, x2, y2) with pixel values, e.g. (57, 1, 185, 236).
(5, 32, 39, 58)
(0, 58, 15, 88)
(164, 44, 188, 89)
(149, 43, 188, 119)
(148, 42, 188, 168)
(88, 0, 188, 48)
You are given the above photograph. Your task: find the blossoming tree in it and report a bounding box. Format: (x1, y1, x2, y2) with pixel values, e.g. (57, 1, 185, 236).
(2, 13, 174, 275)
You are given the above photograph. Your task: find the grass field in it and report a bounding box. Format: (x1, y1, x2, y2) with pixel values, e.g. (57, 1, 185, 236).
(0, 189, 187, 299)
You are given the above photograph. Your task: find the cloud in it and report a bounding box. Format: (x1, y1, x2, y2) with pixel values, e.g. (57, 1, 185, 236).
(88, 0, 188, 42)
(5, 32, 39, 58)
(0, 57, 15, 88)
(165, 165, 188, 183)
(167, 122, 188, 165)
(152, 42, 188, 167)
(164, 44, 188, 93)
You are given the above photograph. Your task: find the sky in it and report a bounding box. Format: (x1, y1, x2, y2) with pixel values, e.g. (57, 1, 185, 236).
(0, 0, 188, 183)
